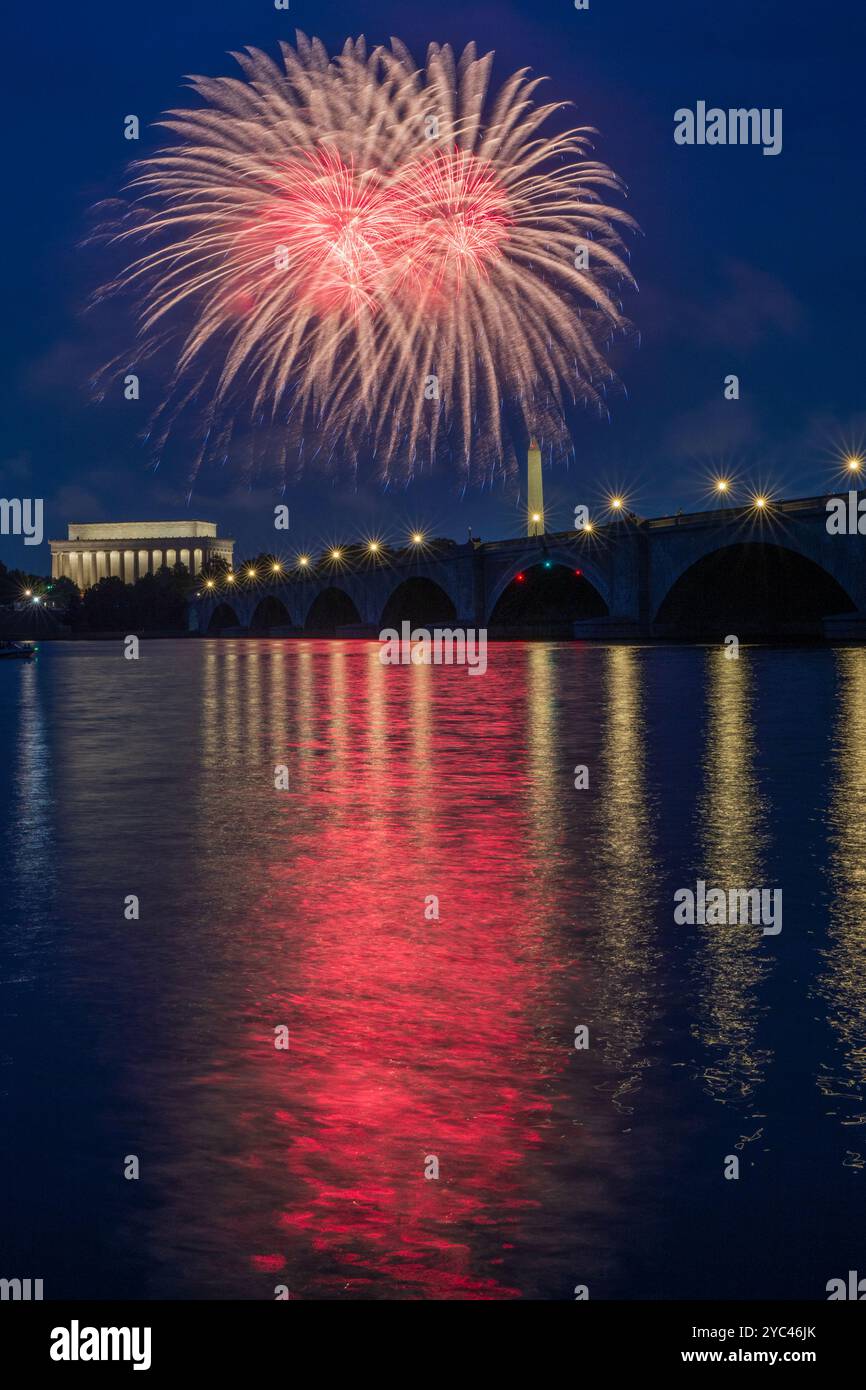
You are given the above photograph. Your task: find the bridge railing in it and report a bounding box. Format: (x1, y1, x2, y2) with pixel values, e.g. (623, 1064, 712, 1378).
(645, 496, 830, 529)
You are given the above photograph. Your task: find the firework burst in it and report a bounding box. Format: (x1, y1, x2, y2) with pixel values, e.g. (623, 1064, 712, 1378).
(95, 34, 638, 489)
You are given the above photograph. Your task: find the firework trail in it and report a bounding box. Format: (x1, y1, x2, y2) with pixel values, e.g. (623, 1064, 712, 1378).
(95, 34, 638, 489)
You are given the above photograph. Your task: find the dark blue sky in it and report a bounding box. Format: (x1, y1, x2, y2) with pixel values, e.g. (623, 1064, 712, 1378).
(4, 0, 864, 570)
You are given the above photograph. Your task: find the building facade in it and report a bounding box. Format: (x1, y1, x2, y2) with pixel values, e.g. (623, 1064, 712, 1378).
(49, 521, 234, 588)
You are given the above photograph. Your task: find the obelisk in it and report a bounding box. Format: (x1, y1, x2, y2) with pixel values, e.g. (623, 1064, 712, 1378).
(527, 437, 544, 536)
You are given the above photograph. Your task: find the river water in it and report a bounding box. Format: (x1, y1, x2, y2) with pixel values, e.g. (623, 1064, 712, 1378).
(1, 639, 864, 1300)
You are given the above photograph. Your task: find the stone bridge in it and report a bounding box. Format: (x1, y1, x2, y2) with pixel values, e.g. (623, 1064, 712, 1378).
(188, 493, 866, 639)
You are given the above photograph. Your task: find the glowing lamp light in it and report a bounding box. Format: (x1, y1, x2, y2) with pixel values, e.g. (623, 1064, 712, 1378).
(32, 595, 41, 605)
(516, 572, 525, 583)
(24, 588, 32, 597)
(205, 579, 215, 589)
(531, 512, 541, 523)
(368, 540, 381, 553)
(716, 479, 730, 494)
(610, 496, 624, 511)
(330, 548, 343, 561)
(411, 532, 424, 545)
(246, 567, 256, 578)
(543, 559, 552, 569)
(226, 573, 236, 583)
(272, 562, 282, 572)
(575, 569, 582, 576)
(846, 456, 863, 473)
(753, 495, 768, 510)
(298, 555, 310, 567)
(582, 520, 594, 534)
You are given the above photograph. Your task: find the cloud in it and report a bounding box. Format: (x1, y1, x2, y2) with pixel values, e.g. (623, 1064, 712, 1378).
(661, 397, 763, 459)
(683, 259, 805, 350)
(0, 453, 33, 485)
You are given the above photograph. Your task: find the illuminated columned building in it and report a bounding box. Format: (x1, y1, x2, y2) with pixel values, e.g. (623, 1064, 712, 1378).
(49, 521, 234, 588)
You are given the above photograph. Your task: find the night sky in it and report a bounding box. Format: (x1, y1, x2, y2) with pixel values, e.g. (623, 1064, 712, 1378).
(4, 0, 864, 571)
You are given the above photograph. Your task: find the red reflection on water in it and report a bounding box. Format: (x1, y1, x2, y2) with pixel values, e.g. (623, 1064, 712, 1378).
(240, 644, 567, 1299)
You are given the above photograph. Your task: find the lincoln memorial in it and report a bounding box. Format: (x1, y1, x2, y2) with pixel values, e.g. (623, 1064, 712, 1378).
(49, 521, 234, 588)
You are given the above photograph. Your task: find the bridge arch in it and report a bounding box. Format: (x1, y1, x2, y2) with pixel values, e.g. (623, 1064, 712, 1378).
(485, 548, 611, 625)
(653, 539, 857, 635)
(249, 593, 295, 630)
(380, 575, 458, 628)
(303, 586, 363, 633)
(206, 601, 241, 634)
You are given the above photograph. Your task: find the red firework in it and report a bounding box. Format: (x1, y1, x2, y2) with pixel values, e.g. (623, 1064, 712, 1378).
(102, 36, 635, 484)
(240, 146, 511, 319)
(388, 150, 511, 303)
(243, 149, 398, 317)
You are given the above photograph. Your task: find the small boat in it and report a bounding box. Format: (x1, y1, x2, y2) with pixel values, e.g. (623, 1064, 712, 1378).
(0, 640, 36, 659)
